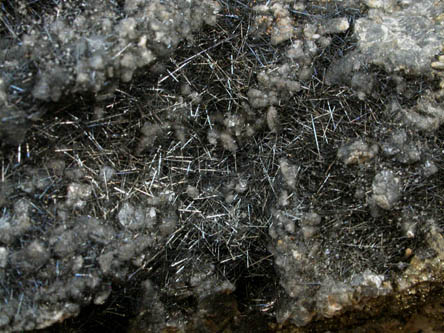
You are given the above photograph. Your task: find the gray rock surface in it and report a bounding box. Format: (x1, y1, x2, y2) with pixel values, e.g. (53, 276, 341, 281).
(371, 169, 401, 210)
(0, 0, 219, 145)
(1, 0, 444, 332)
